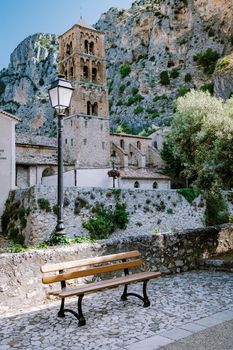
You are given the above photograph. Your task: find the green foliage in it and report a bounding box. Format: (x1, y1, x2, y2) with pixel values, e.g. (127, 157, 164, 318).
(9, 228, 25, 245)
(184, 73, 192, 83)
(132, 87, 139, 95)
(178, 86, 190, 97)
(46, 231, 70, 246)
(108, 80, 114, 93)
(167, 208, 173, 214)
(200, 83, 214, 95)
(119, 84, 126, 94)
(204, 189, 229, 226)
(177, 188, 200, 204)
(72, 235, 96, 243)
(139, 124, 159, 136)
(115, 122, 138, 135)
(127, 96, 135, 106)
(83, 199, 128, 240)
(153, 95, 168, 102)
(0, 80, 6, 95)
(160, 135, 184, 178)
(160, 71, 170, 85)
(170, 68, 180, 79)
(7, 243, 27, 253)
(37, 198, 51, 212)
(119, 63, 131, 78)
(193, 48, 220, 75)
(134, 105, 144, 114)
(39, 78, 44, 86)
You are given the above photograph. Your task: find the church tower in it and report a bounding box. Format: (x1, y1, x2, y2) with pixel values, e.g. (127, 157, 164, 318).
(59, 19, 110, 168)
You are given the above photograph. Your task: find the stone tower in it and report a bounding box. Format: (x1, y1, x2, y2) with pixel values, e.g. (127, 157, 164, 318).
(59, 19, 110, 168)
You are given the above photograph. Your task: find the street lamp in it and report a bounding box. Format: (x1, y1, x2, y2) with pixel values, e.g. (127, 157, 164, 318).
(48, 75, 74, 236)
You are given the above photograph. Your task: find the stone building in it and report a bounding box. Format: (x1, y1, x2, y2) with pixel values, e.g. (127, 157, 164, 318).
(0, 111, 20, 229)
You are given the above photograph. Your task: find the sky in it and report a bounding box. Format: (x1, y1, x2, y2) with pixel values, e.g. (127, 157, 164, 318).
(0, 0, 134, 70)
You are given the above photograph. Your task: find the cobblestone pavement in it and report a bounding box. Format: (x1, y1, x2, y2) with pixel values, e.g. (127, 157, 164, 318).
(0, 271, 232, 350)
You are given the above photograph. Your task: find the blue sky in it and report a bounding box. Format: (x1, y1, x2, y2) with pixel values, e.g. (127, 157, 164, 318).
(0, 0, 134, 70)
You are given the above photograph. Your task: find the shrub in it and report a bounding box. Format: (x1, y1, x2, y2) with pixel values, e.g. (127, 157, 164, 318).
(204, 190, 229, 226)
(134, 106, 144, 114)
(170, 68, 180, 79)
(177, 188, 200, 204)
(132, 87, 139, 96)
(37, 198, 51, 212)
(193, 48, 220, 75)
(0, 80, 6, 95)
(160, 71, 170, 85)
(167, 208, 173, 214)
(119, 63, 131, 78)
(39, 78, 44, 86)
(83, 207, 115, 239)
(119, 84, 126, 94)
(178, 86, 190, 97)
(127, 96, 135, 106)
(200, 83, 214, 95)
(184, 73, 192, 83)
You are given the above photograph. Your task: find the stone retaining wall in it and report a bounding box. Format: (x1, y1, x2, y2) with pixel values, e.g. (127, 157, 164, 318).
(2, 186, 206, 245)
(0, 225, 232, 313)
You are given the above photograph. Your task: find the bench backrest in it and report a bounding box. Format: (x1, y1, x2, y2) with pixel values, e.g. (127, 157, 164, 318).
(41, 250, 142, 285)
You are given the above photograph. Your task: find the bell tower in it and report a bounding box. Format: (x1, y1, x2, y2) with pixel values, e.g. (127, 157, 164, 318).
(59, 19, 110, 168)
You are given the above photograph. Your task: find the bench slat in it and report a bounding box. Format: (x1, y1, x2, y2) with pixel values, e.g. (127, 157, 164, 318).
(41, 250, 141, 273)
(42, 259, 142, 284)
(56, 271, 161, 297)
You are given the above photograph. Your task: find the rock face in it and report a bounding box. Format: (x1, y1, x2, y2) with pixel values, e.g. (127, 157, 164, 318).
(96, 0, 233, 132)
(213, 53, 233, 100)
(0, 0, 233, 135)
(0, 33, 58, 135)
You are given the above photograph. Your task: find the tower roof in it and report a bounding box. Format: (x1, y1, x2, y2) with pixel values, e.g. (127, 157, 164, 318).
(77, 18, 96, 31)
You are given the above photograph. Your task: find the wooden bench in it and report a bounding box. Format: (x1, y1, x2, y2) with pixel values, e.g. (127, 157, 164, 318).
(41, 250, 161, 327)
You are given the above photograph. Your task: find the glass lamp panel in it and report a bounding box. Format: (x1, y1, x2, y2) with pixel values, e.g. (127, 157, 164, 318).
(49, 87, 58, 108)
(58, 86, 73, 108)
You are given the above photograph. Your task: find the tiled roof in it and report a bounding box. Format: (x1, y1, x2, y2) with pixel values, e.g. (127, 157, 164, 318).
(16, 133, 57, 147)
(120, 168, 170, 180)
(0, 110, 21, 122)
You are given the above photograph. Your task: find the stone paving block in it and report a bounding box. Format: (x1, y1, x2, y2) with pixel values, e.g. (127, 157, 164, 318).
(125, 335, 173, 350)
(160, 328, 192, 341)
(213, 309, 233, 321)
(180, 322, 206, 333)
(195, 316, 223, 327)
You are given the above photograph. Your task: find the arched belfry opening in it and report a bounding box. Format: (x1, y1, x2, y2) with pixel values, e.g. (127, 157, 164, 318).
(87, 101, 91, 115)
(92, 102, 98, 116)
(89, 42, 95, 55)
(83, 66, 89, 79)
(84, 40, 89, 54)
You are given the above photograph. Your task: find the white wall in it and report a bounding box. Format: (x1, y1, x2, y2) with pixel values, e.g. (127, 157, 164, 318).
(42, 168, 113, 188)
(119, 178, 171, 190)
(0, 114, 17, 231)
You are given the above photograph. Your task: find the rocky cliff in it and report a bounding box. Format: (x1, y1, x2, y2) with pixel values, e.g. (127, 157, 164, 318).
(0, 33, 58, 135)
(0, 0, 232, 135)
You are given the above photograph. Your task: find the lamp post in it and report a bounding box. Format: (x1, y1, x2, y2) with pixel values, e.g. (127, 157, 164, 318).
(110, 151, 117, 188)
(48, 75, 74, 236)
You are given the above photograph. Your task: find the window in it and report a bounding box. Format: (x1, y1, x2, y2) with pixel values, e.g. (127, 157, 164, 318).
(85, 120, 88, 128)
(70, 66, 73, 79)
(71, 139, 73, 146)
(130, 152, 133, 157)
(92, 67, 97, 82)
(65, 139, 68, 145)
(134, 181, 140, 189)
(154, 141, 158, 149)
(84, 40, 89, 54)
(83, 66, 89, 79)
(66, 44, 71, 56)
(87, 101, 91, 115)
(153, 181, 158, 189)
(92, 102, 98, 116)
(137, 141, 141, 150)
(83, 139, 87, 145)
(120, 139, 124, 149)
(89, 42, 94, 55)
(71, 120, 73, 127)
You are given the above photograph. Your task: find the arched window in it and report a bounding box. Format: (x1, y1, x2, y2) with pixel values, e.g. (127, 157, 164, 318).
(89, 42, 94, 55)
(70, 66, 73, 79)
(134, 181, 140, 189)
(120, 139, 124, 149)
(92, 67, 97, 82)
(154, 140, 158, 149)
(153, 181, 158, 189)
(65, 70, 67, 80)
(69, 42, 73, 54)
(83, 66, 89, 79)
(42, 167, 55, 177)
(87, 101, 91, 115)
(92, 102, 98, 116)
(66, 44, 71, 56)
(84, 40, 89, 54)
(137, 141, 141, 150)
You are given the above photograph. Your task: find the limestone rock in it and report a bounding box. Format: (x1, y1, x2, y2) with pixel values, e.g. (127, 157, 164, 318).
(213, 53, 233, 100)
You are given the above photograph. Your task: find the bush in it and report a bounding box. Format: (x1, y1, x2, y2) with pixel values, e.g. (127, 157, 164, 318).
(38, 198, 51, 212)
(119, 84, 126, 94)
(177, 188, 200, 204)
(178, 86, 190, 97)
(200, 83, 214, 95)
(193, 48, 220, 75)
(170, 68, 180, 79)
(204, 190, 229, 226)
(132, 87, 139, 96)
(119, 63, 131, 78)
(112, 203, 128, 229)
(184, 73, 192, 83)
(160, 71, 170, 85)
(134, 106, 144, 114)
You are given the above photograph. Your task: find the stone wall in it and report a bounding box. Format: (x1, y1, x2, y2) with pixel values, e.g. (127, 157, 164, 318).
(2, 186, 207, 245)
(0, 225, 232, 313)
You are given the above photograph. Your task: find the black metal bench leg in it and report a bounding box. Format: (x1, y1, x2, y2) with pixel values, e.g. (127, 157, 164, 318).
(58, 298, 65, 317)
(143, 280, 150, 307)
(77, 294, 86, 327)
(121, 284, 128, 301)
